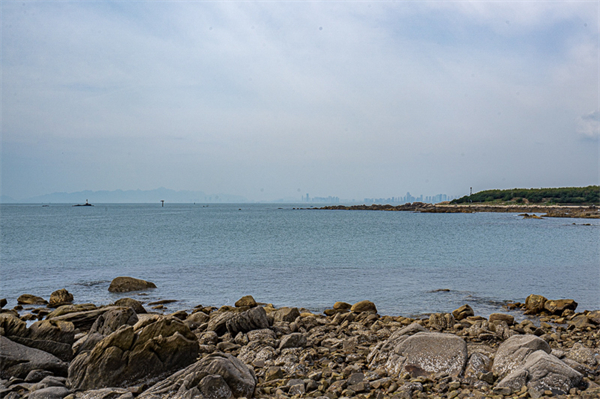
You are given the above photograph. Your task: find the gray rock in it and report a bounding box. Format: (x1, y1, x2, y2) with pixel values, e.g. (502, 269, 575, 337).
(369, 332, 467, 378)
(199, 374, 233, 399)
(24, 369, 54, 383)
(184, 312, 210, 330)
(27, 386, 70, 399)
(464, 352, 492, 383)
(492, 334, 551, 379)
(76, 387, 132, 399)
(207, 311, 238, 336)
(138, 352, 256, 399)
(279, 333, 307, 349)
(272, 307, 300, 323)
(89, 307, 138, 336)
(47, 306, 125, 331)
(225, 306, 270, 336)
(0, 336, 68, 379)
(566, 343, 598, 368)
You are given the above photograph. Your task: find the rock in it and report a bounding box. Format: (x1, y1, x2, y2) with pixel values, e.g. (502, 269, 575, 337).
(272, 307, 300, 323)
(497, 350, 584, 395)
(279, 333, 307, 349)
(17, 294, 47, 306)
(492, 334, 551, 379)
(74, 387, 132, 398)
(184, 311, 210, 330)
(368, 331, 467, 378)
(452, 304, 474, 321)
(265, 366, 284, 381)
(464, 352, 492, 383)
(25, 369, 54, 383)
(543, 299, 577, 315)
(207, 310, 238, 336)
(0, 336, 68, 379)
(88, 307, 138, 336)
(48, 289, 73, 308)
(333, 302, 352, 310)
(46, 304, 97, 318)
(47, 306, 124, 331)
(566, 343, 598, 368)
(113, 298, 147, 314)
(0, 314, 28, 337)
(27, 386, 70, 399)
(489, 313, 515, 325)
(586, 310, 600, 325)
(524, 294, 547, 315)
(235, 295, 257, 308)
(569, 314, 595, 329)
(225, 306, 270, 335)
(351, 300, 377, 313)
(428, 313, 455, 331)
(1, 299, 7, 308)
(138, 352, 256, 399)
(107, 277, 157, 293)
(68, 316, 199, 390)
(9, 320, 75, 362)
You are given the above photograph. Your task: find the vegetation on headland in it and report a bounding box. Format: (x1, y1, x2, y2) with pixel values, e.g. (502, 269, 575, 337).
(451, 186, 599, 205)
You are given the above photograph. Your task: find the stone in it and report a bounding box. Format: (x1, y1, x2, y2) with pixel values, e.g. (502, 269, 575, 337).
(68, 316, 199, 390)
(198, 374, 233, 399)
(9, 319, 75, 362)
(0, 314, 28, 337)
(47, 306, 123, 331)
(27, 386, 70, 399)
(0, 336, 68, 379)
(543, 299, 577, 315)
(368, 331, 467, 378)
(452, 304, 474, 321)
(492, 334, 551, 379)
(272, 307, 300, 323)
(489, 313, 514, 325)
(464, 352, 492, 383)
(138, 352, 256, 399)
(279, 333, 307, 349)
(184, 311, 210, 330)
(566, 343, 597, 368)
(586, 310, 600, 325)
(265, 366, 284, 381)
(113, 298, 147, 314)
(569, 314, 594, 329)
(24, 369, 54, 383)
(333, 302, 352, 310)
(107, 277, 156, 293)
(351, 300, 377, 313)
(235, 295, 257, 308)
(0, 298, 6, 308)
(226, 306, 270, 335)
(524, 294, 547, 315)
(428, 313, 455, 331)
(207, 310, 238, 336)
(17, 294, 47, 306)
(246, 328, 277, 343)
(88, 307, 138, 336)
(48, 289, 73, 308)
(45, 304, 97, 318)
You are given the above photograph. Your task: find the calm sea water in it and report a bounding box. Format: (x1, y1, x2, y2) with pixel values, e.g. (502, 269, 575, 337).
(1, 203, 599, 317)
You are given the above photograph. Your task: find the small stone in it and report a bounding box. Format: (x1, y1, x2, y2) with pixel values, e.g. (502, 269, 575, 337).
(265, 366, 284, 382)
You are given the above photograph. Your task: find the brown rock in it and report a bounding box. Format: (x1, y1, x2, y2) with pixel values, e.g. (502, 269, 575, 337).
(107, 277, 156, 293)
(235, 295, 257, 308)
(524, 294, 547, 315)
(48, 289, 73, 308)
(351, 300, 377, 313)
(452, 304, 474, 321)
(17, 294, 48, 306)
(0, 298, 7, 308)
(113, 298, 147, 314)
(543, 299, 577, 315)
(587, 310, 600, 325)
(489, 313, 514, 325)
(333, 302, 352, 310)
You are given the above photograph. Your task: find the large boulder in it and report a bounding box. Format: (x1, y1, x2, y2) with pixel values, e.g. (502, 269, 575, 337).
(524, 294, 547, 315)
(88, 307, 138, 336)
(0, 336, 68, 379)
(10, 320, 75, 362)
(235, 295, 257, 308)
(0, 313, 28, 337)
(114, 297, 147, 314)
(108, 276, 157, 293)
(138, 352, 256, 399)
(496, 351, 585, 395)
(368, 331, 467, 378)
(492, 334, 551, 379)
(225, 306, 270, 335)
(351, 300, 377, 313)
(543, 299, 577, 315)
(48, 289, 74, 308)
(69, 316, 199, 390)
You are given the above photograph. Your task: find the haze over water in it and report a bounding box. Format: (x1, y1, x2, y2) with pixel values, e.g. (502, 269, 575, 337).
(1, 203, 598, 317)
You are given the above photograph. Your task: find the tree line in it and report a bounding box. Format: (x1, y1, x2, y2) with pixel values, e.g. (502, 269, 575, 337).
(451, 186, 599, 205)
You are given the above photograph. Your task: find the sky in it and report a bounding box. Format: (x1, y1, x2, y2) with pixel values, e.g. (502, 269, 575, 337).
(1, 1, 599, 202)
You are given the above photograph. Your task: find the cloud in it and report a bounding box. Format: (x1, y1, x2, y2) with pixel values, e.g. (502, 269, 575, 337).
(577, 110, 600, 139)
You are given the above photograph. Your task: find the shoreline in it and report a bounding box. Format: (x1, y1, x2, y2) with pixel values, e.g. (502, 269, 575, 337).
(315, 204, 600, 219)
(2, 284, 599, 399)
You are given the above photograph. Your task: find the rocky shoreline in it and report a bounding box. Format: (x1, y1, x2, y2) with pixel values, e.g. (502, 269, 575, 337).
(315, 204, 600, 219)
(1, 278, 599, 399)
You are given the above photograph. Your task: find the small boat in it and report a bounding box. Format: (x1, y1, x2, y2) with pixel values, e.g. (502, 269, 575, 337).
(73, 199, 94, 207)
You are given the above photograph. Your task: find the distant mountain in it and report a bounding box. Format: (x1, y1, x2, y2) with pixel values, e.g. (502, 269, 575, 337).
(0, 195, 16, 203)
(13, 188, 248, 204)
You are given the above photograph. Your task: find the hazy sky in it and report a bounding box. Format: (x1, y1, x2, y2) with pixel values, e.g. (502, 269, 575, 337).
(2, 1, 598, 201)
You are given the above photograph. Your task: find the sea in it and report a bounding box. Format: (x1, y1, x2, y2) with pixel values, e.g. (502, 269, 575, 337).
(1, 203, 599, 318)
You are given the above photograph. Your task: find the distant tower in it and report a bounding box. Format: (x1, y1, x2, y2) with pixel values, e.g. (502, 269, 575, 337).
(306, 193, 309, 202)
(470, 187, 473, 196)
(161, 200, 165, 207)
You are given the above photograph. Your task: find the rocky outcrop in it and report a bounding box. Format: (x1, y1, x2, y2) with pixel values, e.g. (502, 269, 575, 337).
(225, 306, 270, 336)
(108, 276, 157, 293)
(88, 307, 138, 336)
(0, 336, 68, 378)
(47, 305, 125, 331)
(68, 316, 199, 390)
(492, 334, 552, 378)
(138, 352, 256, 399)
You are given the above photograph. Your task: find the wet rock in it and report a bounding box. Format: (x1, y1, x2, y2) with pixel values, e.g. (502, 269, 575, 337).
(48, 289, 73, 309)
(138, 352, 256, 399)
(108, 277, 157, 293)
(17, 294, 47, 306)
(492, 334, 551, 379)
(0, 336, 68, 379)
(235, 295, 257, 308)
(351, 300, 377, 313)
(113, 298, 147, 314)
(452, 304, 474, 321)
(68, 316, 199, 390)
